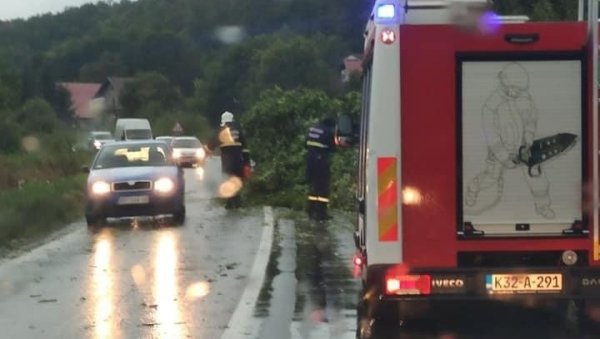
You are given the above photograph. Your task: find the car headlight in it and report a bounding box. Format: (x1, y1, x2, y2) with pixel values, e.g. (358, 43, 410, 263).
(173, 150, 181, 159)
(196, 148, 206, 159)
(91, 181, 111, 195)
(93, 140, 102, 149)
(154, 178, 175, 193)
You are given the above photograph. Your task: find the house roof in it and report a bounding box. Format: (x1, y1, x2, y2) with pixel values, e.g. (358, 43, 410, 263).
(58, 82, 101, 119)
(95, 77, 133, 98)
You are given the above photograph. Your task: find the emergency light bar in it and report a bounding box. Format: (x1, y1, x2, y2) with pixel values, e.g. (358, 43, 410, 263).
(373, 0, 402, 24)
(376, 4, 396, 19)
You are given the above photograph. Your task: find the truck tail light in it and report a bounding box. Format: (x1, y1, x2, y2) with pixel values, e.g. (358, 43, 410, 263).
(353, 255, 364, 267)
(385, 274, 431, 295)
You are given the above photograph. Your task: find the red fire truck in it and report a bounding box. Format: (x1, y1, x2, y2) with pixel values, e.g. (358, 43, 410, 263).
(352, 0, 600, 334)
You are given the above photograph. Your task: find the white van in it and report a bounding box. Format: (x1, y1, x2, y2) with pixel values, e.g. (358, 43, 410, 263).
(114, 118, 153, 141)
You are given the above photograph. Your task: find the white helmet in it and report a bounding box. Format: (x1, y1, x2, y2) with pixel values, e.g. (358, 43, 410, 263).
(221, 111, 234, 125)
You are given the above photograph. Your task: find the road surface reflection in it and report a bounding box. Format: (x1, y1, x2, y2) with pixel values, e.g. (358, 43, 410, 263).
(153, 231, 187, 338)
(90, 230, 117, 339)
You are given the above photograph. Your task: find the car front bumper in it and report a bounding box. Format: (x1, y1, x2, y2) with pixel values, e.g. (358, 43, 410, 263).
(86, 191, 184, 219)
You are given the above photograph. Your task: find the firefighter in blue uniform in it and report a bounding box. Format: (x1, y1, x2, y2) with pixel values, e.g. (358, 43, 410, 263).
(208, 111, 251, 209)
(306, 117, 337, 220)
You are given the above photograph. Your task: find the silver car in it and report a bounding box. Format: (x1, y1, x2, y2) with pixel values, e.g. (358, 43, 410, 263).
(84, 140, 186, 228)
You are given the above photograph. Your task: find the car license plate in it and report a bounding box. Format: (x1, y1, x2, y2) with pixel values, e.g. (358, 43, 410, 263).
(118, 195, 150, 205)
(486, 274, 562, 294)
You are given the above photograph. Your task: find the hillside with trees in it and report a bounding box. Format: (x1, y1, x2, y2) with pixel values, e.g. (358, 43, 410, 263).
(0, 0, 582, 211)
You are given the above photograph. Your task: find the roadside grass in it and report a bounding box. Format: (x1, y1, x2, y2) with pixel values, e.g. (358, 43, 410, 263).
(0, 150, 90, 190)
(0, 175, 86, 249)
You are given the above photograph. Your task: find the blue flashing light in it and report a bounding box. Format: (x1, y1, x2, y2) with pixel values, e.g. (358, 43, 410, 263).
(376, 4, 395, 20)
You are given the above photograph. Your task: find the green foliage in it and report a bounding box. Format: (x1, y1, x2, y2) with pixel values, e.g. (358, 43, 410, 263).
(0, 137, 90, 189)
(153, 111, 211, 141)
(17, 98, 59, 133)
(0, 64, 22, 110)
(0, 118, 21, 153)
(79, 52, 128, 82)
(0, 175, 86, 247)
(120, 71, 183, 119)
(241, 87, 360, 210)
(494, 0, 576, 20)
(200, 34, 346, 124)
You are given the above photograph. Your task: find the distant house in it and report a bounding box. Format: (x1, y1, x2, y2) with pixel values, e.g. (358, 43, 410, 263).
(341, 55, 363, 83)
(94, 77, 133, 120)
(58, 82, 101, 128)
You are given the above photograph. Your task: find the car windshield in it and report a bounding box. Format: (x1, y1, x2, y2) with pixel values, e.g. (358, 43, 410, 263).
(171, 138, 201, 148)
(125, 129, 152, 140)
(93, 144, 171, 169)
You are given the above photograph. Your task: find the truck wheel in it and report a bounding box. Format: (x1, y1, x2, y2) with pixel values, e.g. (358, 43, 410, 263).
(356, 292, 374, 339)
(357, 286, 401, 335)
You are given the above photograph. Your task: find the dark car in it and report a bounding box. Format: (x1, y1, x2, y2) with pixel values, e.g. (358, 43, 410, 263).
(84, 140, 186, 227)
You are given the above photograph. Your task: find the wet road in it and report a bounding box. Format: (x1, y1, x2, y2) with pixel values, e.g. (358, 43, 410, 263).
(0, 157, 265, 339)
(1, 157, 598, 339)
(253, 213, 596, 339)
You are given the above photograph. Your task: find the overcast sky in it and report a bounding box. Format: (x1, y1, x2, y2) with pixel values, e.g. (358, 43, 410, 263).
(0, 0, 119, 21)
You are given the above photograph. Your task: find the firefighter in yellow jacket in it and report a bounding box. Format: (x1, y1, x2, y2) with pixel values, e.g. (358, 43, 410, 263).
(208, 111, 251, 209)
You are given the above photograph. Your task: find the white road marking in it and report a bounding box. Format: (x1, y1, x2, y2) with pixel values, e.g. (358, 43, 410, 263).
(220, 206, 275, 339)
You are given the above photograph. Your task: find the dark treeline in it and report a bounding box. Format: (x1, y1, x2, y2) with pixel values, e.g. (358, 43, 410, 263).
(0, 0, 369, 126)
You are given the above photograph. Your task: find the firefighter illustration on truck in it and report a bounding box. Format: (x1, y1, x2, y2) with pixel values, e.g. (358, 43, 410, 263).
(465, 62, 577, 218)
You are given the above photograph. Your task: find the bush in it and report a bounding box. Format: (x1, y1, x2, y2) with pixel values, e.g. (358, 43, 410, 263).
(0, 131, 90, 190)
(0, 119, 21, 153)
(0, 175, 86, 246)
(241, 87, 359, 210)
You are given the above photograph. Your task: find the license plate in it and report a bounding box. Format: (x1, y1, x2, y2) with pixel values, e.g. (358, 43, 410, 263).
(486, 274, 562, 294)
(118, 195, 150, 205)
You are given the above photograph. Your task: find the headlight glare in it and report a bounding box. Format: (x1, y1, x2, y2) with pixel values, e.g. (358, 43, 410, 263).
(173, 150, 181, 159)
(196, 148, 206, 159)
(154, 178, 175, 193)
(91, 181, 111, 195)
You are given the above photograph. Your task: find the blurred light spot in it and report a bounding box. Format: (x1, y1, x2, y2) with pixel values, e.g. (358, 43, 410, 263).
(587, 305, 600, 322)
(479, 10, 500, 34)
(214, 25, 246, 45)
(186, 281, 211, 300)
(219, 176, 243, 198)
(402, 187, 422, 205)
(131, 265, 146, 286)
(21, 136, 40, 152)
(195, 167, 205, 181)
